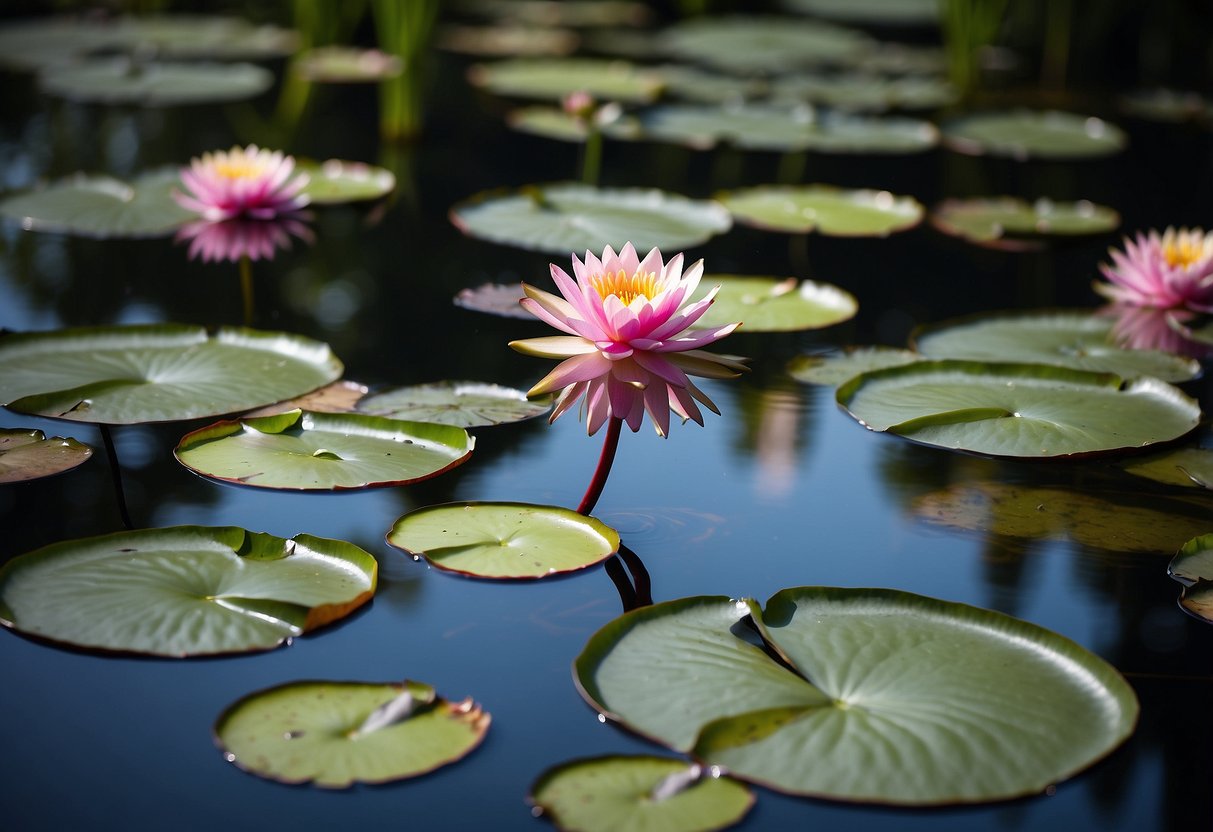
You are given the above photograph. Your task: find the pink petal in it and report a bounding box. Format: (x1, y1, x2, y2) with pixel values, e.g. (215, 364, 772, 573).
(528, 352, 612, 396)
(509, 336, 597, 358)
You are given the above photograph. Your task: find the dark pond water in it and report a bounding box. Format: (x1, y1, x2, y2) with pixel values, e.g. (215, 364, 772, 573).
(2, 8, 1212, 832)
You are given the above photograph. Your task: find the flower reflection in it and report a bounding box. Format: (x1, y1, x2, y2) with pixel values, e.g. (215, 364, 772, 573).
(175, 216, 314, 263)
(174, 145, 310, 221)
(1095, 227, 1213, 311)
(1098, 303, 1212, 358)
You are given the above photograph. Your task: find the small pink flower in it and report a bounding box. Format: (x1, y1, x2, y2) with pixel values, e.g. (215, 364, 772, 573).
(173, 145, 309, 222)
(509, 243, 745, 437)
(175, 217, 313, 263)
(1095, 227, 1213, 311)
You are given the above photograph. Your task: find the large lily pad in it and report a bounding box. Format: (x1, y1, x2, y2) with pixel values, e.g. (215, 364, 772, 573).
(930, 198, 1120, 250)
(467, 58, 664, 103)
(943, 110, 1127, 160)
(39, 58, 273, 106)
(912, 311, 1200, 382)
(659, 17, 872, 74)
(1168, 535, 1213, 624)
(771, 72, 956, 112)
(719, 185, 923, 236)
(296, 160, 396, 204)
(575, 589, 1137, 804)
(0, 324, 343, 425)
(357, 381, 551, 427)
(530, 756, 754, 832)
(0, 526, 376, 656)
(837, 360, 1201, 458)
(0, 169, 194, 238)
(215, 680, 490, 788)
(690, 276, 857, 332)
(450, 184, 732, 255)
(175, 409, 474, 491)
(0, 428, 92, 484)
(387, 502, 620, 580)
(787, 346, 921, 386)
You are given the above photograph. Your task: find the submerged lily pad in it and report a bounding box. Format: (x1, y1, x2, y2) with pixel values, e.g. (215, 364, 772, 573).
(388, 502, 620, 580)
(0, 526, 376, 656)
(660, 17, 872, 74)
(296, 160, 396, 204)
(1122, 446, 1213, 490)
(1168, 535, 1213, 624)
(0, 428, 92, 484)
(837, 360, 1201, 458)
(0, 324, 343, 425)
(215, 679, 490, 787)
(782, 0, 941, 26)
(450, 184, 732, 255)
(453, 282, 534, 319)
(719, 185, 923, 236)
(358, 381, 551, 427)
(0, 169, 194, 238)
(943, 110, 1127, 160)
(175, 409, 473, 491)
(912, 311, 1200, 382)
(691, 276, 857, 332)
(787, 346, 921, 386)
(293, 47, 402, 83)
(930, 198, 1120, 249)
(575, 589, 1137, 804)
(467, 58, 664, 103)
(40, 58, 273, 106)
(530, 756, 754, 832)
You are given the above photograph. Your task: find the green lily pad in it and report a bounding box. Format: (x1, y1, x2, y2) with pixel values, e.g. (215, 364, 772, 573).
(453, 282, 534, 319)
(0, 169, 194, 238)
(0, 324, 343, 425)
(387, 502, 620, 580)
(438, 24, 580, 57)
(782, 0, 941, 25)
(175, 409, 474, 491)
(0, 428, 93, 484)
(0, 526, 377, 656)
(293, 47, 402, 83)
(837, 360, 1201, 458)
(507, 107, 642, 143)
(530, 756, 754, 832)
(215, 679, 490, 787)
(450, 184, 732, 255)
(787, 346, 921, 386)
(652, 65, 768, 104)
(467, 58, 664, 103)
(39, 58, 273, 106)
(357, 381, 552, 427)
(930, 197, 1120, 250)
(771, 72, 956, 112)
(718, 185, 923, 236)
(1122, 446, 1213, 489)
(660, 17, 872, 74)
(690, 276, 857, 332)
(1119, 88, 1211, 123)
(575, 589, 1137, 805)
(942, 110, 1127, 160)
(1168, 535, 1213, 624)
(455, 0, 653, 27)
(912, 311, 1200, 382)
(296, 160, 396, 204)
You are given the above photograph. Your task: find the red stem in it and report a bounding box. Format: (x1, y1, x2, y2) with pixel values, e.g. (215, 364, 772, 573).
(576, 417, 622, 515)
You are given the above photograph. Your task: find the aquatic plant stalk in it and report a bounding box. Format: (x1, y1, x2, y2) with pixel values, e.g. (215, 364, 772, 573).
(373, 0, 439, 141)
(99, 425, 133, 531)
(577, 416, 622, 515)
(941, 0, 1011, 97)
(581, 127, 603, 185)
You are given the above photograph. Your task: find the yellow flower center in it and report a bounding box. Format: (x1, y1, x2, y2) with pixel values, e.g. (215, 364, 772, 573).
(590, 269, 659, 306)
(212, 157, 268, 181)
(1163, 238, 1204, 269)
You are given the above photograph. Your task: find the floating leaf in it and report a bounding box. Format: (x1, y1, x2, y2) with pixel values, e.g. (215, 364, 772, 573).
(438, 24, 580, 57)
(0, 428, 93, 484)
(943, 110, 1127, 160)
(719, 185, 923, 236)
(660, 17, 872, 74)
(388, 502, 620, 580)
(243, 380, 370, 418)
(467, 58, 664, 103)
(787, 346, 920, 386)
(0, 169, 194, 238)
(782, 0, 941, 25)
(837, 360, 1200, 458)
(455, 0, 653, 27)
(690, 276, 857, 332)
(357, 381, 551, 427)
(507, 107, 642, 143)
(652, 65, 767, 104)
(930, 198, 1120, 250)
(575, 589, 1137, 805)
(1118, 88, 1211, 123)
(451, 184, 732, 255)
(530, 756, 754, 832)
(293, 47, 402, 83)
(0, 526, 376, 656)
(771, 72, 956, 112)
(1122, 446, 1213, 489)
(296, 160, 396, 204)
(453, 282, 534, 319)
(1168, 535, 1213, 624)
(39, 58, 273, 106)
(0, 324, 343, 425)
(215, 679, 490, 787)
(175, 409, 474, 491)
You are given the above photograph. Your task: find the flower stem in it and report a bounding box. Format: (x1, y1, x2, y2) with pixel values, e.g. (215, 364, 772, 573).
(577, 416, 622, 515)
(100, 425, 133, 531)
(581, 126, 602, 185)
(239, 256, 254, 326)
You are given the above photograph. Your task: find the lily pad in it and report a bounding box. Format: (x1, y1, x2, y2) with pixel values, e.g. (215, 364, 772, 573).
(215, 680, 490, 787)
(1168, 535, 1213, 624)
(690, 276, 857, 332)
(243, 380, 370, 418)
(660, 17, 873, 74)
(296, 160, 396, 204)
(387, 502, 620, 580)
(911, 311, 1200, 382)
(357, 381, 552, 427)
(651, 65, 767, 104)
(1122, 447, 1213, 490)
(450, 184, 732, 255)
(771, 72, 956, 112)
(0, 169, 194, 238)
(719, 185, 923, 236)
(453, 282, 534, 319)
(467, 58, 664, 103)
(175, 409, 474, 491)
(575, 589, 1138, 804)
(837, 360, 1201, 458)
(455, 0, 653, 27)
(782, 0, 941, 26)
(930, 198, 1120, 250)
(438, 24, 580, 57)
(530, 756, 754, 832)
(942, 110, 1127, 160)
(0, 526, 376, 656)
(1119, 88, 1211, 123)
(0, 428, 93, 484)
(507, 107, 642, 143)
(39, 58, 273, 106)
(0, 324, 343, 425)
(787, 346, 921, 386)
(293, 47, 402, 83)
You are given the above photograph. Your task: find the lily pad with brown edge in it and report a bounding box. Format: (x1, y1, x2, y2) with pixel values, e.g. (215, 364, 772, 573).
(1121, 446, 1213, 490)
(574, 589, 1138, 805)
(467, 58, 664, 103)
(942, 110, 1127, 160)
(529, 756, 754, 832)
(930, 198, 1121, 250)
(0, 428, 93, 484)
(357, 381, 552, 428)
(0, 324, 343, 425)
(0, 169, 195, 238)
(387, 502, 620, 580)
(242, 380, 370, 418)
(659, 16, 873, 75)
(39, 58, 274, 106)
(1168, 534, 1213, 624)
(453, 282, 533, 319)
(214, 679, 490, 788)
(689, 276, 857, 332)
(175, 410, 472, 491)
(719, 185, 923, 237)
(292, 47, 402, 83)
(296, 160, 396, 204)
(506, 107, 642, 144)
(0, 526, 377, 657)
(787, 346, 921, 387)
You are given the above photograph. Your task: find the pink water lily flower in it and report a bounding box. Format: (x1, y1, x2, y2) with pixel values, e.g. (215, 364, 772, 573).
(173, 145, 310, 222)
(510, 243, 745, 437)
(1095, 227, 1213, 311)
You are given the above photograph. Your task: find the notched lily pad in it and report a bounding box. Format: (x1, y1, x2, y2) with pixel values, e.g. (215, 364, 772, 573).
(691, 275, 857, 332)
(468, 58, 664, 103)
(930, 198, 1120, 250)
(39, 58, 273, 106)
(453, 282, 533, 319)
(943, 110, 1127, 160)
(1168, 535, 1213, 624)
(0, 428, 93, 483)
(296, 160, 396, 204)
(215, 679, 490, 788)
(387, 502, 620, 580)
(357, 381, 551, 427)
(719, 185, 923, 237)
(0, 526, 377, 656)
(0, 169, 194, 238)
(293, 47, 402, 83)
(787, 346, 921, 386)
